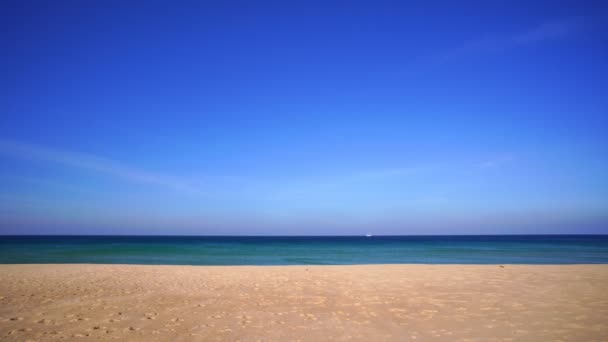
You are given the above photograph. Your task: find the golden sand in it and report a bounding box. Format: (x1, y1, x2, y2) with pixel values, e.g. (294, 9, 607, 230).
(1, 264, 607, 341)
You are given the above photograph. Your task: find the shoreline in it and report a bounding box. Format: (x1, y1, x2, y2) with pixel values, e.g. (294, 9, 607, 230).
(2, 263, 608, 269)
(2, 262, 608, 265)
(2, 264, 608, 340)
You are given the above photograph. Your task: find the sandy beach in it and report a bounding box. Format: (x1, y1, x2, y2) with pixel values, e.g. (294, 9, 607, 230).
(1, 264, 607, 341)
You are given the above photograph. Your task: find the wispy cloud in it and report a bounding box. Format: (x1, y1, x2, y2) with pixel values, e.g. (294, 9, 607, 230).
(266, 154, 518, 205)
(512, 20, 581, 44)
(335, 167, 422, 185)
(400, 18, 587, 77)
(267, 166, 425, 200)
(479, 155, 515, 169)
(0, 140, 206, 195)
(442, 18, 583, 61)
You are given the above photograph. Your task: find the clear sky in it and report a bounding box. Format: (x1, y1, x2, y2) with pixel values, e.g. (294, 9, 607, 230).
(1, 0, 607, 235)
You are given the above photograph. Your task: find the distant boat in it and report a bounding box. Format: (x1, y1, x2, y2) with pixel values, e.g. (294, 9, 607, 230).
(365, 233, 373, 237)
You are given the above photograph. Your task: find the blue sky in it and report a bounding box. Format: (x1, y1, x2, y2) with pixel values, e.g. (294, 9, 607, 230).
(1, 0, 607, 235)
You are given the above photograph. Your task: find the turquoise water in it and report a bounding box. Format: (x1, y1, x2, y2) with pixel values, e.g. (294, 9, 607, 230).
(1, 235, 608, 265)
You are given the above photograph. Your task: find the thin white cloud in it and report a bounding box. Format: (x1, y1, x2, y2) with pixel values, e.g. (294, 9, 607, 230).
(512, 20, 581, 45)
(0, 140, 206, 195)
(400, 18, 586, 77)
(443, 18, 583, 60)
(479, 155, 515, 169)
(269, 157, 518, 200)
(338, 167, 422, 184)
(267, 166, 425, 200)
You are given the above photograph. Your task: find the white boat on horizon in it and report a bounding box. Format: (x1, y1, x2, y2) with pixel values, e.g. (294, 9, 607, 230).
(365, 233, 373, 237)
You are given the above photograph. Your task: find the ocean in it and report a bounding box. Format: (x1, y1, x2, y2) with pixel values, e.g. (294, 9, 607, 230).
(1, 235, 607, 265)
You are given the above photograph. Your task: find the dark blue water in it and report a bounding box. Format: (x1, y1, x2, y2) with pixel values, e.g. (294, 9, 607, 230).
(1, 235, 608, 265)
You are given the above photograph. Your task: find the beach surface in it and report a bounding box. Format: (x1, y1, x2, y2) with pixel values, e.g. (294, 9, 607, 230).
(1, 264, 607, 341)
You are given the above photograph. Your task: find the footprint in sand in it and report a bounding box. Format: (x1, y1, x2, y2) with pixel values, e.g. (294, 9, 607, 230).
(143, 313, 158, 320)
(299, 313, 317, 321)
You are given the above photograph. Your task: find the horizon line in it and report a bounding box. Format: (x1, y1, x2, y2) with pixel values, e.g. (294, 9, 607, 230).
(1, 233, 607, 237)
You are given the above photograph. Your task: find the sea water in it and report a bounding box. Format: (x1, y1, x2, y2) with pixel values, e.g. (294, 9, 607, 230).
(1, 235, 607, 265)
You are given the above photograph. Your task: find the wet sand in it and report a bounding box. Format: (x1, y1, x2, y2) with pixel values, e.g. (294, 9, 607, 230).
(1, 264, 607, 341)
